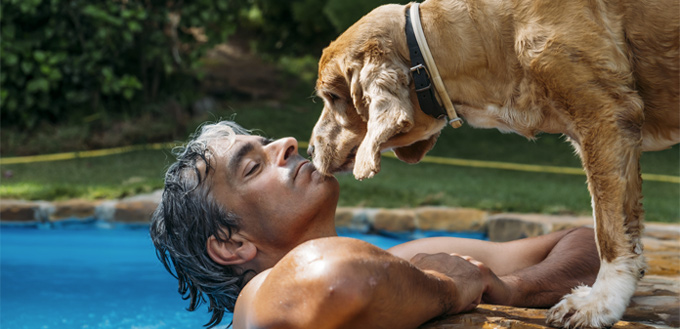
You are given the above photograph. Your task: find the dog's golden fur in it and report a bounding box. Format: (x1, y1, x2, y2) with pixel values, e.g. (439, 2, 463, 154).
(309, 0, 679, 327)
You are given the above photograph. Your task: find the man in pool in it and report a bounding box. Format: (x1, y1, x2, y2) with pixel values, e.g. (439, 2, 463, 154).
(150, 121, 600, 329)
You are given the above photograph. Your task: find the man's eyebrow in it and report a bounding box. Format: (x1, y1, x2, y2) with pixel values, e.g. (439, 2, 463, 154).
(228, 137, 274, 174)
(229, 142, 255, 175)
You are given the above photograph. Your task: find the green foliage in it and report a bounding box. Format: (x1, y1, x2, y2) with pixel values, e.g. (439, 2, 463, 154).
(0, 0, 239, 129)
(244, 0, 408, 58)
(323, 0, 398, 32)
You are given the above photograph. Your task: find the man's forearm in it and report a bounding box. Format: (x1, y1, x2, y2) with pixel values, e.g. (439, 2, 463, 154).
(492, 227, 600, 307)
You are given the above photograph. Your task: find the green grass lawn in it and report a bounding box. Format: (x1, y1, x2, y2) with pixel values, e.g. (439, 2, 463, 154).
(1, 100, 678, 222)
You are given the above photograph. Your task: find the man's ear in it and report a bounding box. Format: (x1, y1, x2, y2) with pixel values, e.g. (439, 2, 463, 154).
(206, 233, 257, 266)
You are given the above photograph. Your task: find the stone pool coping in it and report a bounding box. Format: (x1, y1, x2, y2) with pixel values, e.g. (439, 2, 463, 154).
(1, 191, 678, 328)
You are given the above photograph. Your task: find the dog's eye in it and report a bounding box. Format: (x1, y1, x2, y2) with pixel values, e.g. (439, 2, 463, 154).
(327, 92, 340, 101)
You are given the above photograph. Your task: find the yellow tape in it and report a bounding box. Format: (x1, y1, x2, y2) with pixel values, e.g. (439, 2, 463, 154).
(0, 142, 178, 165)
(2, 141, 678, 184)
(381, 152, 680, 184)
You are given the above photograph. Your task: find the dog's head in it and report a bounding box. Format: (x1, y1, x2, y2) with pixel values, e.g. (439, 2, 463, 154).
(309, 4, 446, 180)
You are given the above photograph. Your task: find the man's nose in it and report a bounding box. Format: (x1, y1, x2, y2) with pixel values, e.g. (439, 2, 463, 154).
(272, 137, 299, 166)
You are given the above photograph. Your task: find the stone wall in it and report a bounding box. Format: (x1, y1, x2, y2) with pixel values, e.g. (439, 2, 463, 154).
(0, 196, 593, 241)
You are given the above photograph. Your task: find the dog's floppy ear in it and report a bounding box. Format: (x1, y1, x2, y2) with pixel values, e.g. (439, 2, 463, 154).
(351, 39, 415, 180)
(393, 131, 441, 163)
(348, 65, 367, 119)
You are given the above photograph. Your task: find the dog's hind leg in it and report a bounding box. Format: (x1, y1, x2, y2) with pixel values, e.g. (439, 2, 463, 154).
(546, 92, 646, 328)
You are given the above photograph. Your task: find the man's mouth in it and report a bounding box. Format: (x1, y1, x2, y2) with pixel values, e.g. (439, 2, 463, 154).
(294, 160, 310, 181)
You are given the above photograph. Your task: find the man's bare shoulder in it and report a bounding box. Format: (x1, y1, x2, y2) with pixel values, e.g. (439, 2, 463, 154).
(290, 236, 387, 258)
(233, 267, 271, 328)
(233, 236, 383, 328)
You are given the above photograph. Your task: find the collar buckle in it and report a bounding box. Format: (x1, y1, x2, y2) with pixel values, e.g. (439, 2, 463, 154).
(405, 3, 463, 128)
(410, 63, 427, 75)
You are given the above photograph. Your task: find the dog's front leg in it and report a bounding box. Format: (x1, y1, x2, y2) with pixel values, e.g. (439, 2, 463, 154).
(546, 100, 646, 328)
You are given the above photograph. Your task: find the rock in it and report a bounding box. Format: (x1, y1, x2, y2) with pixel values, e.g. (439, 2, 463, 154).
(420, 304, 658, 329)
(625, 275, 680, 327)
(625, 295, 680, 327)
(0, 200, 51, 222)
(50, 200, 100, 221)
(112, 201, 158, 223)
(645, 223, 680, 241)
(121, 189, 163, 204)
(334, 208, 356, 228)
(334, 207, 374, 232)
(643, 236, 680, 276)
(487, 217, 548, 242)
(0, 200, 41, 221)
(487, 213, 593, 242)
(373, 208, 417, 232)
(416, 207, 487, 232)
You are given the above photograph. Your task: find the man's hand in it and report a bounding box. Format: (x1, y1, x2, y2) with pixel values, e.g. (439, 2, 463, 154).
(410, 253, 516, 311)
(410, 253, 486, 313)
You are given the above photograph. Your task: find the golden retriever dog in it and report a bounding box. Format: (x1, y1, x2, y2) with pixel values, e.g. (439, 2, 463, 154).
(307, 0, 679, 328)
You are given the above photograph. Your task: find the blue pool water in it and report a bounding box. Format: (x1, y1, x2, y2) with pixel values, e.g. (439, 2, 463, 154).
(0, 223, 485, 329)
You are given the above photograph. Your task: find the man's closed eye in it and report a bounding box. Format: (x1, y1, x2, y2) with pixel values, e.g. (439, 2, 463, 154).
(245, 162, 260, 177)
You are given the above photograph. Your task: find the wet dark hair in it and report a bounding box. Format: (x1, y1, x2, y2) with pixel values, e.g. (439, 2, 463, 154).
(150, 121, 252, 328)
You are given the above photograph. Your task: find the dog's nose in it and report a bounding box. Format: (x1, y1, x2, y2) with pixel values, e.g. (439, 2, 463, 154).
(307, 144, 315, 157)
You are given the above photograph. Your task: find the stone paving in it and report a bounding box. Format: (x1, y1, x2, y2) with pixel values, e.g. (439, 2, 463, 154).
(1, 192, 678, 328)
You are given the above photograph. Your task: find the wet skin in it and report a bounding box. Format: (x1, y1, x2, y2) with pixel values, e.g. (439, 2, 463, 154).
(200, 135, 599, 329)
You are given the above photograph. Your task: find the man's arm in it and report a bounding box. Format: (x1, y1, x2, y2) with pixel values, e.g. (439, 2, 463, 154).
(234, 236, 488, 329)
(389, 227, 600, 307)
(489, 227, 600, 307)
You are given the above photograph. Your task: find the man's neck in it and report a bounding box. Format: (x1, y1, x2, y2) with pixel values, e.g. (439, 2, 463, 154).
(250, 226, 339, 273)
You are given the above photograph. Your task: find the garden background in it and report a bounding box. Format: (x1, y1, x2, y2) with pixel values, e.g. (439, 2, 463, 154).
(2, 0, 678, 222)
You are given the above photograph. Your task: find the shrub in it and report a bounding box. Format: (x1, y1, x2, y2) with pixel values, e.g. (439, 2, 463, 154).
(0, 0, 239, 129)
(243, 0, 407, 58)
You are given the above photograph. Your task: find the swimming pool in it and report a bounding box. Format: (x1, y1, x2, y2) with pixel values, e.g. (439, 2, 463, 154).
(0, 223, 485, 329)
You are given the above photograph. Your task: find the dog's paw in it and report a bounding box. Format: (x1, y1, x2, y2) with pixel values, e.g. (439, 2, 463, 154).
(353, 163, 378, 180)
(547, 286, 605, 328)
(353, 149, 381, 180)
(547, 256, 641, 328)
(547, 284, 628, 328)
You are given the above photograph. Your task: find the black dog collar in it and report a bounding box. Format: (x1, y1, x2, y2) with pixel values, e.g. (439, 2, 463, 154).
(405, 5, 447, 120)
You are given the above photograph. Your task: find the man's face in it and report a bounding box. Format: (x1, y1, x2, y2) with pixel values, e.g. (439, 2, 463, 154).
(206, 135, 340, 250)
